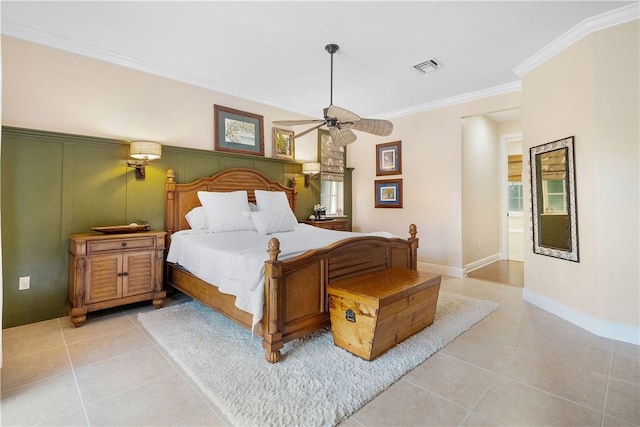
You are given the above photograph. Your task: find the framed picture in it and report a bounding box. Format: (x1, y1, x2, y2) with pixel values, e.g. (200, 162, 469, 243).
(214, 105, 264, 156)
(375, 178, 403, 208)
(272, 127, 295, 160)
(376, 140, 402, 176)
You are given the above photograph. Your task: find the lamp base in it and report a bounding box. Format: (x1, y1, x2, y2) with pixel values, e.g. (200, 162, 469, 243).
(127, 160, 148, 179)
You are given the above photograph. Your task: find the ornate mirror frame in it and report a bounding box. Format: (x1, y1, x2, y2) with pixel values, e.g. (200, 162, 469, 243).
(530, 136, 579, 262)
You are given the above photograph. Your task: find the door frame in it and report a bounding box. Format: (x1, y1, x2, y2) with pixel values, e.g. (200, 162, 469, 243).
(500, 132, 523, 260)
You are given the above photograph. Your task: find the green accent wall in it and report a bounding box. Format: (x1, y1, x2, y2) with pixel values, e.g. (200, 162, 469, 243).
(1, 126, 351, 328)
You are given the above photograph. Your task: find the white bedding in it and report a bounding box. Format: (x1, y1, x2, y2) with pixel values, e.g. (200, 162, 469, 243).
(166, 223, 395, 331)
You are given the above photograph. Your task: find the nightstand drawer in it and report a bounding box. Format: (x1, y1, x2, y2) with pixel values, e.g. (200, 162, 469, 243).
(323, 221, 348, 231)
(88, 237, 156, 254)
(303, 218, 349, 231)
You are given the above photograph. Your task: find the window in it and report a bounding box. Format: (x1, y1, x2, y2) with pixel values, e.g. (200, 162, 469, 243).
(318, 129, 345, 216)
(542, 179, 567, 213)
(320, 180, 344, 216)
(508, 182, 523, 212)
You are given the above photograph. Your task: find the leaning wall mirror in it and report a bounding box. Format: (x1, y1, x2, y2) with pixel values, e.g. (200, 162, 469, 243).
(530, 136, 579, 262)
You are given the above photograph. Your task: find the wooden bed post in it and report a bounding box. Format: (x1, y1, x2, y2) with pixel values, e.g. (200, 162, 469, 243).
(165, 169, 177, 238)
(409, 223, 417, 239)
(263, 238, 284, 363)
(409, 223, 419, 270)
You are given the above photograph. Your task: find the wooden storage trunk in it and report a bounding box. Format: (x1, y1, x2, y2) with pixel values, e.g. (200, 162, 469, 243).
(328, 268, 441, 360)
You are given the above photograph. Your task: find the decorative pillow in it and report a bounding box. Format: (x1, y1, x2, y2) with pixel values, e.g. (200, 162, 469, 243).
(185, 206, 208, 230)
(254, 190, 292, 212)
(197, 190, 255, 232)
(253, 190, 298, 232)
(250, 211, 299, 235)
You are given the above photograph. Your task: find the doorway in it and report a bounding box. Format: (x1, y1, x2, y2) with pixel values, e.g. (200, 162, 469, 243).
(501, 133, 524, 262)
(463, 109, 524, 288)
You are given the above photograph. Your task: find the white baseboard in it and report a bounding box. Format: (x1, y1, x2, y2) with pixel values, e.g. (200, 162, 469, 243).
(417, 261, 464, 278)
(523, 288, 640, 345)
(464, 253, 501, 275)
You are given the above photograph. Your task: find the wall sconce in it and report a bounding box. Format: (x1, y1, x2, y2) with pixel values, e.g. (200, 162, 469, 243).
(127, 141, 162, 179)
(302, 162, 321, 187)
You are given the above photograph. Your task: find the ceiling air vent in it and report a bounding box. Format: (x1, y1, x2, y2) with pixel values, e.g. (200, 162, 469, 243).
(413, 58, 442, 73)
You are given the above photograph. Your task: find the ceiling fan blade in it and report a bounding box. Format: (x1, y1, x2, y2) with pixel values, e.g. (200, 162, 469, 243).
(329, 127, 357, 147)
(324, 105, 360, 123)
(273, 119, 325, 127)
(290, 122, 326, 140)
(350, 118, 394, 136)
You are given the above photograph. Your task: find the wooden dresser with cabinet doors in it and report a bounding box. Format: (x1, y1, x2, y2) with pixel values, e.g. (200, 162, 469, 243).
(302, 218, 349, 231)
(67, 230, 167, 326)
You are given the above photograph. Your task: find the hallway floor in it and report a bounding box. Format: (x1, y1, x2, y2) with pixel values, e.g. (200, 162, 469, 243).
(467, 260, 524, 287)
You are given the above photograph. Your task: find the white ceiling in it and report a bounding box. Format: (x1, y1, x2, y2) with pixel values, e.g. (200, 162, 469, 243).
(1, 1, 636, 121)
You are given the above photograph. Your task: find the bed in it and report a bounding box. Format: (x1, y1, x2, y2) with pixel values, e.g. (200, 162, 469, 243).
(165, 168, 419, 362)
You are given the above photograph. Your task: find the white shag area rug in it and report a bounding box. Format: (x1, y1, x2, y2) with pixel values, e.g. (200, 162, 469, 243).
(138, 292, 499, 427)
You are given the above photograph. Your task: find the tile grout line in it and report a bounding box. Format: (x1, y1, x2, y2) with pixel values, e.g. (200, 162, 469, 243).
(600, 345, 615, 427)
(58, 317, 92, 427)
(494, 313, 610, 420)
(456, 308, 549, 425)
(127, 308, 232, 426)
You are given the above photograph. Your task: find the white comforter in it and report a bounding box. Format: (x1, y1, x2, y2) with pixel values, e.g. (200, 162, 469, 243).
(166, 224, 395, 331)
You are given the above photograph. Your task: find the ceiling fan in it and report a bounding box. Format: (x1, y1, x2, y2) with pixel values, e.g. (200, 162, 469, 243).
(273, 44, 393, 146)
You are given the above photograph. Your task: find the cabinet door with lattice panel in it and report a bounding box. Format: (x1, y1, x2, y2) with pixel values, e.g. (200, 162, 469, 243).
(86, 253, 123, 303)
(123, 251, 155, 296)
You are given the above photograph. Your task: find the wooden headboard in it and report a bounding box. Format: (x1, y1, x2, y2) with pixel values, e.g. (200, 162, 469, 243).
(165, 168, 296, 237)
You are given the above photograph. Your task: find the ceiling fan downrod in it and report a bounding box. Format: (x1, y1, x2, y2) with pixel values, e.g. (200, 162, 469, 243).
(325, 44, 339, 106)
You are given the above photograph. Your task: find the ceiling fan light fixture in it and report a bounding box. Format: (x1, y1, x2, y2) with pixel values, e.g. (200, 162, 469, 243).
(414, 58, 442, 73)
(273, 43, 394, 145)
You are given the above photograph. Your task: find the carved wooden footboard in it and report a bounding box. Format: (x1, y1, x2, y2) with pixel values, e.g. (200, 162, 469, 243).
(165, 168, 418, 363)
(261, 226, 418, 362)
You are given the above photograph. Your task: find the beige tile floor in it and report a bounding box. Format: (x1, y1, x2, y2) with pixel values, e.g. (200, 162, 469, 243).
(1, 277, 638, 426)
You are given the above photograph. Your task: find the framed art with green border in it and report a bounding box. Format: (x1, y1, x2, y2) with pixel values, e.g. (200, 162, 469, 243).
(214, 105, 264, 156)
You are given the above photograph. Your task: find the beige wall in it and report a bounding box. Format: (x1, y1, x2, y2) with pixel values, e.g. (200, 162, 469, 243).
(522, 20, 639, 333)
(348, 92, 521, 276)
(461, 115, 500, 267)
(1, 36, 319, 162)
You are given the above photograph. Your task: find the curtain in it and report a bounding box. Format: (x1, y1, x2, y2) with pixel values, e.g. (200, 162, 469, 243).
(319, 131, 344, 182)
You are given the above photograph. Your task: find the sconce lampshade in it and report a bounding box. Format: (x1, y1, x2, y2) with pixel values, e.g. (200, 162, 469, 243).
(302, 162, 321, 175)
(302, 162, 320, 188)
(130, 141, 162, 160)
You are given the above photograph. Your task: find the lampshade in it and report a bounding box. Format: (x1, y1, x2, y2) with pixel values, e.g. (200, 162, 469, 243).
(130, 141, 162, 160)
(302, 162, 320, 175)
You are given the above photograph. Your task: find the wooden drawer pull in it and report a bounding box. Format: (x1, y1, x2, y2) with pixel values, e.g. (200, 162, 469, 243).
(121, 242, 127, 247)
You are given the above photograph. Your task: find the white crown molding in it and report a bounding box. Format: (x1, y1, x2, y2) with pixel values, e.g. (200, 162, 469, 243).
(0, 20, 319, 118)
(4, 3, 636, 120)
(3, 18, 521, 120)
(514, 3, 640, 77)
(382, 81, 522, 119)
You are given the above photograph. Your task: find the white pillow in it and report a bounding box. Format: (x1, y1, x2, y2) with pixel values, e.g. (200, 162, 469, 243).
(253, 190, 298, 233)
(254, 190, 292, 212)
(185, 206, 208, 229)
(197, 190, 255, 232)
(249, 211, 298, 235)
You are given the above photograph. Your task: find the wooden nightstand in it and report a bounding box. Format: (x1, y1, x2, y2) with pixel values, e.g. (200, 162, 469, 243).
(302, 218, 349, 231)
(67, 230, 167, 326)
